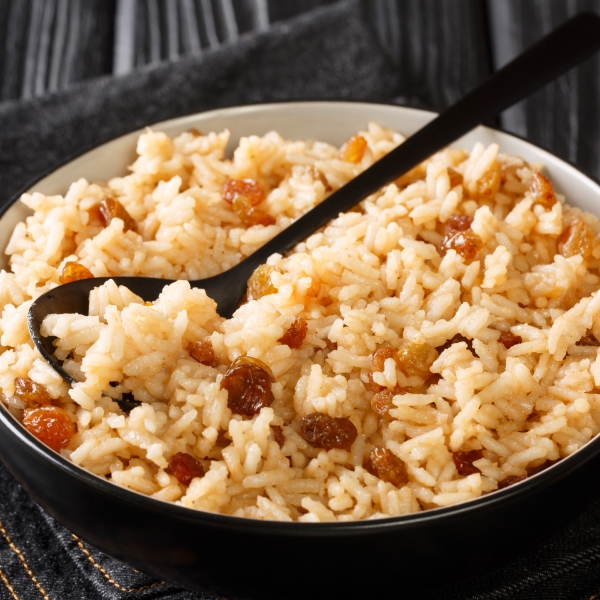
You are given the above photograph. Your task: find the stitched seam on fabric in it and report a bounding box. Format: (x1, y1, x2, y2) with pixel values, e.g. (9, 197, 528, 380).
(0, 568, 20, 600)
(0, 521, 50, 600)
(71, 535, 165, 593)
(485, 546, 600, 600)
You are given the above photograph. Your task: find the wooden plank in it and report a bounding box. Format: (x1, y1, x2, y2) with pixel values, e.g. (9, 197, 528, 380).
(0, 0, 31, 100)
(367, 0, 493, 112)
(487, 0, 600, 180)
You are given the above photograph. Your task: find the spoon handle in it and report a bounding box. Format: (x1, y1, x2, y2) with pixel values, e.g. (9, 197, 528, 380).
(229, 11, 600, 285)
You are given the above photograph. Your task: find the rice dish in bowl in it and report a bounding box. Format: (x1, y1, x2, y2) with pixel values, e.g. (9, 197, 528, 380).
(3, 113, 600, 524)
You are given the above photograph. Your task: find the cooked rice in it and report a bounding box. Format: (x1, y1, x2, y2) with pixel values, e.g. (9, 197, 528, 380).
(2, 122, 600, 522)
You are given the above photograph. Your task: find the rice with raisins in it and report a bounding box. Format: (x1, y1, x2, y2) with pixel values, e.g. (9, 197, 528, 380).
(2, 122, 600, 521)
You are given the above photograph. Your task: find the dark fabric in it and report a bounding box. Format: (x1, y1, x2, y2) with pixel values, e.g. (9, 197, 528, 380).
(0, 0, 398, 208)
(0, 1, 600, 599)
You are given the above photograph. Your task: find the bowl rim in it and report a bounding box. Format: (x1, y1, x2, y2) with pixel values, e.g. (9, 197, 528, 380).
(2, 99, 600, 534)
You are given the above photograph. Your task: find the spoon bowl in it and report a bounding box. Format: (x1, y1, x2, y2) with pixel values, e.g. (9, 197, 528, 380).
(26, 12, 600, 382)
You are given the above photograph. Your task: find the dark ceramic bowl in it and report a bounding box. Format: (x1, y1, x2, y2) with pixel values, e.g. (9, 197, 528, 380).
(1, 102, 600, 599)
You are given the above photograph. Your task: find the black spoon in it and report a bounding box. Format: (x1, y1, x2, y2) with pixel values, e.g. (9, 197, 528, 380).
(28, 12, 600, 384)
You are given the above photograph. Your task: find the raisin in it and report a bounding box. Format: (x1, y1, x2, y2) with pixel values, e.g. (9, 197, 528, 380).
(530, 172, 556, 209)
(299, 413, 358, 451)
(188, 127, 203, 136)
(232, 194, 275, 227)
(369, 346, 399, 392)
(577, 333, 600, 347)
(453, 450, 483, 476)
(222, 179, 265, 206)
(271, 425, 285, 448)
(365, 447, 408, 487)
(441, 230, 483, 261)
(324, 339, 338, 353)
(369, 342, 437, 391)
(558, 218, 594, 259)
(14, 377, 52, 408)
(437, 334, 474, 354)
(188, 339, 219, 367)
(247, 265, 279, 301)
(59, 261, 94, 284)
(278, 318, 308, 349)
(498, 331, 522, 349)
(396, 340, 438, 381)
(97, 198, 137, 232)
(167, 452, 205, 485)
(87, 203, 104, 224)
(221, 356, 274, 416)
(497, 474, 526, 490)
(23, 406, 75, 452)
(371, 389, 395, 417)
(444, 214, 473, 235)
(473, 161, 500, 200)
(339, 135, 367, 164)
(448, 167, 464, 188)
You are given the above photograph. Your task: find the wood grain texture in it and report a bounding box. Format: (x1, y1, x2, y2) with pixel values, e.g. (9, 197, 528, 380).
(487, 0, 600, 180)
(0, 0, 115, 101)
(0, 0, 598, 181)
(368, 0, 493, 112)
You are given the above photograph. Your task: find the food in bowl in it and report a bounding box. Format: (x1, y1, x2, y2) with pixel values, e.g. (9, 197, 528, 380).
(2, 122, 600, 522)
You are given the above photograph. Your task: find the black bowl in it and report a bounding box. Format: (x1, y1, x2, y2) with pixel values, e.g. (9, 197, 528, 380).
(1, 408, 600, 599)
(2, 102, 600, 599)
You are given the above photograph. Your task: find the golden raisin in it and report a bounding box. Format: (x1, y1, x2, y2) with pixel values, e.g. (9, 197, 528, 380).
(59, 261, 94, 284)
(473, 161, 500, 200)
(444, 214, 473, 235)
(441, 230, 483, 261)
(299, 413, 358, 451)
(97, 198, 137, 232)
(339, 135, 367, 164)
(222, 179, 265, 206)
(232, 194, 275, 227)
(365, 447, 408, 487)
(369, 346, 399, 392)
(221, 356, 274, 416)
(271, 425, 285, 448)
(87, 203, 104, 224)
(498, 331, 522, 349)
(188, 127, 203, 136)
(497, 474, 526, 490)
(530, 172, 556, 209)
(278, 317, 308, 349)
(14, 377, 53, 408)
(167, 452, 205, 485)
(558, 218, 594, 258)
(247, 265, 279, 301)
(23, 406, 75, 452)
(371, 389, 395, 417)
(188, 339, 219, 367)
(453, 449, 483, 476)
(396, 340, 438, 381)
(448, 167, 464, 188)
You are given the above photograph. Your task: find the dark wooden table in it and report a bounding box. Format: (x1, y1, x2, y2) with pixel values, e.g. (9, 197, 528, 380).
(0, 0, 598, 180)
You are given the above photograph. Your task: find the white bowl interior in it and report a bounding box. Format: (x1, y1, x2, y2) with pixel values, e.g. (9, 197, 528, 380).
(2, 101, 599, 269)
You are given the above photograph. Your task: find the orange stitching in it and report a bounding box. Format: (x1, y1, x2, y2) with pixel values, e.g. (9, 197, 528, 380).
(0, 568, 19, 600)
(71, 535, 165, 593)
(0, 521, 50, 600)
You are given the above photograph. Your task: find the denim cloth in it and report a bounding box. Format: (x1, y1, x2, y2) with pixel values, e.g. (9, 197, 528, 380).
(0, 2, 600, 598)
